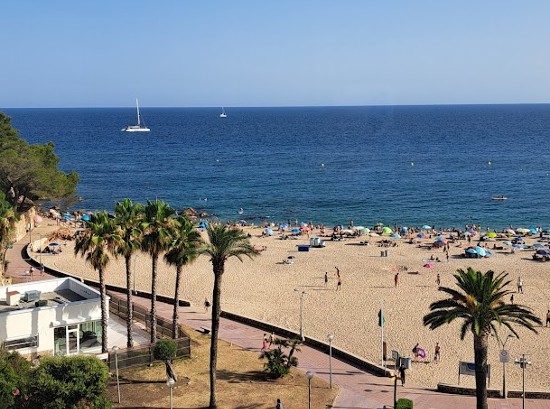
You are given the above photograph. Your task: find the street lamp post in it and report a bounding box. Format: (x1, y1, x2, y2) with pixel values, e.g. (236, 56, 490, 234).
(327, 334, 334, 389)
(294, 289, 306, 341)
(112, 346, 121, 403)
(493, 333, 514, 399)
(515, 354, 531, 409)
(38, 233, 42, 267)
(167, 377, 175, 409)
(306, 371, 314, 409)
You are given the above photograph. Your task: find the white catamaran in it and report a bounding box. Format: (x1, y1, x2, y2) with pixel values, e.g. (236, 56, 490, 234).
(122, 99, 150, 132)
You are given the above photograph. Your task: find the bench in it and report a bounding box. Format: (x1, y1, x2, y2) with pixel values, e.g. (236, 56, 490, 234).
(199, 326, 211, 334)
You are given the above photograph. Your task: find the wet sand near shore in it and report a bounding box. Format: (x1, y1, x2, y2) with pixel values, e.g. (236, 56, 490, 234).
(35, 224, 550, 391)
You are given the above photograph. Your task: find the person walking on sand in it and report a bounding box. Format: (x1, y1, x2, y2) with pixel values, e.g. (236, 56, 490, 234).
(517, 276, 524, 293)
(276, 398, 283, 409)
(434, 342, 441, 361)
(436, 273, 441, 287)
(324, 271, 328, 287)
(204, 298, 211, 312)
(336, 277, 342, 291)
(394, 272, 399, 287)
(510, 294, 514, 304)
(546, 310, 550, 327)
(335, 266, 340, 279)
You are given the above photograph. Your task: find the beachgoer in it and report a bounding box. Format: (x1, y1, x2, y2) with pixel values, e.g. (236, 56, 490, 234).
(398, 364, 406, 386)
(261, 334, 269, 351)
(335, 266, 340, 278)
(412, 343, 419, 358)
(204, 298, 211, 312)
(336, 277, 342, 291)
(40, 265, 44, 276)
(510, 294, 514, 304)
(517, 276, 524, 294)
(394, 272, 399, 287)
(436, 273, 441, 287)
(324, 271, 328, 287)
(276, 398, 283, 409)
(446, 252, 449, 262)
(434, 342, 441, 361)
(29, 266, 34, 277)
(546, 310, 550, 327)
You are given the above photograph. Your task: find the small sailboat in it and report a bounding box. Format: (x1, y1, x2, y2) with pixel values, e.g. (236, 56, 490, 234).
(219, 107, 227, 118)
(122, 99, 150, 132)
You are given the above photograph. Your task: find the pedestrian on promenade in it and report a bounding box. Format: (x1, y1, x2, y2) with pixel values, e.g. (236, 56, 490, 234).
(398, 364, 406, 386)
(29, 266, 34, 277)
(262, 334, 269, 351)
(204, 298, 211, 312)
(276, 398, 283, 409)
(269, 331, 276, 347)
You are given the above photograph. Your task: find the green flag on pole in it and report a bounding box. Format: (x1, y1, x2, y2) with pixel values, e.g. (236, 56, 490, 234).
(378, 308, 385, 327)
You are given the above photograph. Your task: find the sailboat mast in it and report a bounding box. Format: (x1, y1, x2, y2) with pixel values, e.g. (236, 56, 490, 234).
(136, 98, 141, 126)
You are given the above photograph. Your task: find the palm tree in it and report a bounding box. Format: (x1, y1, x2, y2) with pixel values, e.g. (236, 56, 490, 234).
(202, 223, 259, 408)
(74, 211, 120, 353)
(164, 216, 203, 338)
(141, 199, 176, 343)
(0, 199, 17, 277)
(114, 199, 144, 348)
(423, 268, 541, 409)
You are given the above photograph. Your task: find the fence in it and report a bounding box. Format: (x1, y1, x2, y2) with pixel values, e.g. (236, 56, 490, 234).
(108, 291, 185, 339)
(107, 337, 190, 371)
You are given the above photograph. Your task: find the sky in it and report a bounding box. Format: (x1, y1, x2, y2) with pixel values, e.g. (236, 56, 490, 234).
(2, 1, 550, 108)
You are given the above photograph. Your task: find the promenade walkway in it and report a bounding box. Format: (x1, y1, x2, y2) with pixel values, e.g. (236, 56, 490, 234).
(5, 225, 550, 409)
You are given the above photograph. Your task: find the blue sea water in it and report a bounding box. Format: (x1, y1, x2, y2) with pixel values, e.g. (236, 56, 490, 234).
(3, 104, 550, 230)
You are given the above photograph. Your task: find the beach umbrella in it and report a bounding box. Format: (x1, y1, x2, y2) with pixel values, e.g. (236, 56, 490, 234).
(382, 226, 392, 234)
(401, 227, 408, 235)
(279, 223, 288, 229)
(536, 249, 550, 255)
(423, 262, 435, 268)
(199, 221, 208, 229)
(264, 228, 273, 236)
(532, 243, 545, 249)
(391, 233, 401, 239)
(512, 244, 524, 250)
(416, 233, 427, 239)
(502, 241, 512, 246)
(300, 222, 307, 227)
(81, 214, 90, 222)
(422, 225, 431, 230)
(486, 232, 497, 238)
(529, 228, 538, 235)
(466, 247, 477, 254)
(361, 227, 370, 234)
(291, 228, 301, 234)
(485, 250, 493, 256)
(63, 215, 71, 221)
(516, 228, 530, 234)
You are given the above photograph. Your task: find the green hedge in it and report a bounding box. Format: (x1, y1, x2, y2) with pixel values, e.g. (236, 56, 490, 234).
(396, 398, 413, 409)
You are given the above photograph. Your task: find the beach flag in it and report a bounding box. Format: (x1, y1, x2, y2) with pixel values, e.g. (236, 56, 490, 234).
(378, 309, 385, 327)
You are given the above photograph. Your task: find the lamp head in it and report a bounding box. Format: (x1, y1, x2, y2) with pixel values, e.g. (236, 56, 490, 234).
(112, 346, 119, 352)
(306, 371, 314, 380)
(328, 334, 334, 342)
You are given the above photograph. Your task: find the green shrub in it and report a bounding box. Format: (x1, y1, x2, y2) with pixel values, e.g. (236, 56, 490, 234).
(0, 348, 31, 409)
(153, 339, 177, 362)
(28, 355, 111, 409)
(396, 398, 413, 409)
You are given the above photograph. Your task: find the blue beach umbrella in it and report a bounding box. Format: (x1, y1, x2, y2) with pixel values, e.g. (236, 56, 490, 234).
(391, 233, 401, 239)
(416, 233, 427, 239)
(466, 248, 477, 254)
(475, 246, 486, 256)
(536, 249, 550, 255)
(264, 228, 273, 236)
(81, 214, 90, 222)
(532, 243, 545, 249)
(280, 223, 288, 229)
(530, 228, 538, 235)
(199, 221, 208, 229)
(422, 225, 431, 230)
(291, 228, 301, 234)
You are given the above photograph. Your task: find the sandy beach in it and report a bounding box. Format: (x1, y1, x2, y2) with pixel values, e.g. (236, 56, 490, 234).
(38, 224, 550, 391)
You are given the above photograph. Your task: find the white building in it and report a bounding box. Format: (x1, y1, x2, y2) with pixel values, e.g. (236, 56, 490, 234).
(0, 277, 107, 357)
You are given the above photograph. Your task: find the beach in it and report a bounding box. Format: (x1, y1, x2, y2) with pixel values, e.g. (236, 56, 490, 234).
(40, 224, 550, 391)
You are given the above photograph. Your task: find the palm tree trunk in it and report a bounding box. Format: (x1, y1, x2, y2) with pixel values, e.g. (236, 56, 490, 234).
(150, 254, 158, 343)
(209, 267, 223, 409)
(474, 334, 489, 409)
(125, 254, 134, 348)
(172, 265, 182, 339)
(99, 268, 109, 353)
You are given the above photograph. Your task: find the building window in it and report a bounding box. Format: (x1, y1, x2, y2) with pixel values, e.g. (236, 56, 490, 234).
(53, 320, 102, 356)
(4, 335, 39, 350)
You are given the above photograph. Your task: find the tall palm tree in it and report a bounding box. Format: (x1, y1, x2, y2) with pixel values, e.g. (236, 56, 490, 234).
(202, 223, 259, 408)
(74, 211, 120, 353)
(164, 216, 203, 338)
(114, 199, 144, 348)
(141, 199, 176, 343)
(0, 199, 17, 277)
(423, 268, 541, 409)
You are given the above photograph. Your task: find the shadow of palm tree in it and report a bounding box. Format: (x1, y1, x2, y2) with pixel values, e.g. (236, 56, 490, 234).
(216, 368, 270, 383)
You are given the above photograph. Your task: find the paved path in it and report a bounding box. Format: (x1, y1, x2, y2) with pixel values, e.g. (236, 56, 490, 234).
(6, 226, 550, 409)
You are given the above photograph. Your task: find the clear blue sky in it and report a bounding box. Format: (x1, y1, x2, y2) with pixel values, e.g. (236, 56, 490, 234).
(2, 1, 550, 108)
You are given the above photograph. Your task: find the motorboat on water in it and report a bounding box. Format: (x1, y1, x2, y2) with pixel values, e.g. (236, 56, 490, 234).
(122, 99, 150, 132)
(491, 195, 508, 200)
(219, 107, 227, 118)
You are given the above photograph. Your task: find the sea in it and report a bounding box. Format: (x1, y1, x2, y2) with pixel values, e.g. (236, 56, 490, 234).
(3, 104, 550, 230)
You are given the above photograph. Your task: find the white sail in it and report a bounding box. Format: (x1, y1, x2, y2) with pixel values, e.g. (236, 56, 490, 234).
(122, 99, 150, 132)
